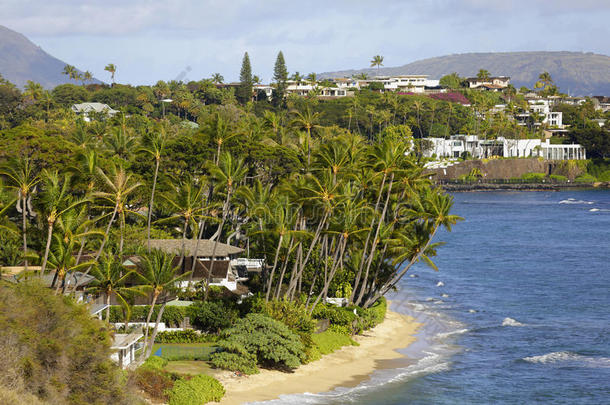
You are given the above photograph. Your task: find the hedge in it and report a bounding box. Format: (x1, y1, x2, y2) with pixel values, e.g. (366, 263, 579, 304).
(109, 305, 188, 327)
(154, 330, 213, 344)
(166, 375, 225, 405)
(312, 330, 358, 355)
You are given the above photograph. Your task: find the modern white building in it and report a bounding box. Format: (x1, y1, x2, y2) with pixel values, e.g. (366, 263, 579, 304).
(423, 135, 585, 160)
(285, 81, 349, 98)
(466, 76, 510, 90)
(72, 102, 118, 122)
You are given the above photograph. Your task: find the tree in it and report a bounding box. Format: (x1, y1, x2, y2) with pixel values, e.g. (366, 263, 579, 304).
(370, 55, 384, 76)
(0, 158, 40, 271)
(439, 72, 463, 89)
(140, 128, 167, 252)
(237, 52, 253, 104)
(83, 70, 93, 85)
(476, 69, 491, 79)
(104, 63, 117, 84)
(272, 51, 288, 107)
(136, 249, 189, 362)
(88, 253, 140, 323)
(291, 106, 321, 168)
(37, 170, 86, 274)
(62, 64, 79, 83)
(211, 73, 224, 84)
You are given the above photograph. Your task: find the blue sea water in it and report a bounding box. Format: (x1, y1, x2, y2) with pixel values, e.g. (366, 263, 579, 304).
(259, 189, 610, 405)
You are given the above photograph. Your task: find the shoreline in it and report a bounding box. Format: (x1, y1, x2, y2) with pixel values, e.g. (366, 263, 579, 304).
(216, 309, 421, 404)
(440, 182, 609, 192)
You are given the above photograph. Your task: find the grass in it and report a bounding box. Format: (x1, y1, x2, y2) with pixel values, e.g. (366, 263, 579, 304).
(312, 330, 358, 355)
(152, 342, 218, 361)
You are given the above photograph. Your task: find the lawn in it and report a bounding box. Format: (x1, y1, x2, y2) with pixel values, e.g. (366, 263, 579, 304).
(164, 360, 218, 376)
(152, 342, 218, 361)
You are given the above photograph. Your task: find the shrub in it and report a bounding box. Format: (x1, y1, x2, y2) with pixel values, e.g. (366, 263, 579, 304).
(167, 375, 225, 405)
(521, 172, 547, 182)
(549, 174, 568, 182)
(209, 344, 259, 375)
(187, 301, 236, 333)
(312, 331, 358, 355)
(141, 355, 169, 370)
(575, 173, 597, 183)
(154, 330, 212, 344)
(133, 367, 175, 402)
(109, 305, 188, 327)
(212, 313, 306, 371)
(258, 299, 316, 335)
(312, 304, 356, 327)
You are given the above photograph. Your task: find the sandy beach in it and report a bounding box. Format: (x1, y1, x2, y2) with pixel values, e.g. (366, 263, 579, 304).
(216, 309, 421, 404)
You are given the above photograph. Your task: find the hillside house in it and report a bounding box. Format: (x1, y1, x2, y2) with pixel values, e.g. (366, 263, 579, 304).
(72, 102, 118, 122)
(466, 76, 510, 90)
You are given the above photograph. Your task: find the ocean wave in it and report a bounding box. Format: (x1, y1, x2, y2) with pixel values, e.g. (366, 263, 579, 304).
(502, 317, 525, 327)
(589, 208, 610, 212)
(436, 281, 445, 287)
(559, 198, 594, 205)
(436, 328, 469, 339)
(523, 351, 610, 368)
(441, 293, 450, 298)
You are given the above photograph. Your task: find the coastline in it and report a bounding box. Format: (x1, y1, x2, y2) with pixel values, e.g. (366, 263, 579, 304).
(440, 182, 609, 192)
(216, 309, 421, 405)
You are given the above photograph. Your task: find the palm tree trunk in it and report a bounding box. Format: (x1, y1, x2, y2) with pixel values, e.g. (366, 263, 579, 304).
(204, 190, 231, 301)
(139, 291, 159, 363)
(266, 233, 284, 302)
(274, 236, 294, 299)
(147, 158, 160, 253)
(350, 172, 387, 303)
(308, 237, 346, 314)
(356, 172, 394, 306)
(177, 218, 189, 269)
(21, 195, 28, 272)
(106, 292, 111, 323)
(40, 221, 54, 273)
(146, 299, 168, 358)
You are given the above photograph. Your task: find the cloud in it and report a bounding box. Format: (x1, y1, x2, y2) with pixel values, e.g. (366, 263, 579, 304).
(2, 0, 608, 85)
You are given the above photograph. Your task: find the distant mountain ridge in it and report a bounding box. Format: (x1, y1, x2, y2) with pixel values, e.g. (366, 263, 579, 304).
(320, 51, 610, 96)
(0, 25, 100, 89)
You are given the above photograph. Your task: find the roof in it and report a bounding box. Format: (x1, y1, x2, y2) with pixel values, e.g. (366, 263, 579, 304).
(89, 303, 110, 316)
(111, 332, 143, 350)
(148, 239, 244, 258)
(180, 257, 232, 279)
(466, 76, 510, 82)
(72, 102, 118, 114)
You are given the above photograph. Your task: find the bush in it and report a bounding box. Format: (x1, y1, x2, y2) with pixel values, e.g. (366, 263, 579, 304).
(209, 344, 259, 375)
(312, 331, 358, 355)
(133, 367, 175, 402)
(109, 305, 188, 327)
(252, 299, 316, 335)
(187, 301, 236, 333)
(141, 355, 169, 370)
(549, 174, 568, 182)
(167, 375, 225, 405)
(312, 304, 356, 327)
(212, 313, 306, 371)
(154, 330, 212, 344)
(521, 172, 547, 182)
(575, 173, 597, 183)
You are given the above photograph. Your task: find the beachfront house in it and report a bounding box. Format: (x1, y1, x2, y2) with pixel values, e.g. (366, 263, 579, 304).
(110, 332, 143, 368)
(146, 239, 262, 291)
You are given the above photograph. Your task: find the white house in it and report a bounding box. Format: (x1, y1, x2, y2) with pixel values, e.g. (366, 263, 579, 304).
(72, 102, 118, 122)
(466, 76, 510, 90)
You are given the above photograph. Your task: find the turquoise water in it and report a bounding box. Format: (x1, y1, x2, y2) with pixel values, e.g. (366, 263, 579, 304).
(258, 189, 610, 404)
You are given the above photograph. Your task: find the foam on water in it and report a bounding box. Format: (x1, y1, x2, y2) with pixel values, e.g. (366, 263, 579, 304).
(502, 317, 526, 327)
(436, 281, 445, 287)
(523, 351, 610, 368)
(559, 198, 594, 205)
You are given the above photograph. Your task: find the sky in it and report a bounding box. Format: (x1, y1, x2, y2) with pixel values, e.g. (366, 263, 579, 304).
(2, 0, 610, 85)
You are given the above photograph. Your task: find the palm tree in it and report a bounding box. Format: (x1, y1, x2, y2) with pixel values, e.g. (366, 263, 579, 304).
(291, 72, 303, 85)
(0, 179, 18, 237)
(62, 64, 79, 83)
(476, 69, 491, 79)
(23, 81, 44, 103)
(291, 106, 321, 168)
(92, 163, 142, 263)
(46, 233, 96, 294)
(208, 112, 239, 165)
(136, 249, 190, 362)
(104, 64, 117, 84)
(104, 124, 136, 160)
(306, 72, 318, 85)
(205, 153, 248, 299)
(83, 70, 93, 85)
(370, 55, 384, 76)
(211, 73, 224, 84)
(0, 158, 40, 271)
(140, 129, 167, 252)
(37, 170, 87, 274)
(158, 176, 206, 267)
(87, 253, 140, 323)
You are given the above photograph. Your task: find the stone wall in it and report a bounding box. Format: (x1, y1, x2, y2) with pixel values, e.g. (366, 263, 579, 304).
(427, 158, 585, 180)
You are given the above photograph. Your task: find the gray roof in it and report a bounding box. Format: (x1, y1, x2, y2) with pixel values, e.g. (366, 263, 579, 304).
(72, 102, 118, 114)
(148, 239, 244, 258)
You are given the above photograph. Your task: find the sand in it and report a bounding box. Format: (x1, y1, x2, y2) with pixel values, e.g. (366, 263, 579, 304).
(216, 309, 421, 404)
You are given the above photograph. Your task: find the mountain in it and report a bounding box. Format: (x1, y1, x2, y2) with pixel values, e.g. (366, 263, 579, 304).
(320, 51, 610, 96)
(0, 25, 100, 89)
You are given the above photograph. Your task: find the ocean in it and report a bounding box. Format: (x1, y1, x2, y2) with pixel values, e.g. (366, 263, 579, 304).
(259, 189, 610, 404)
